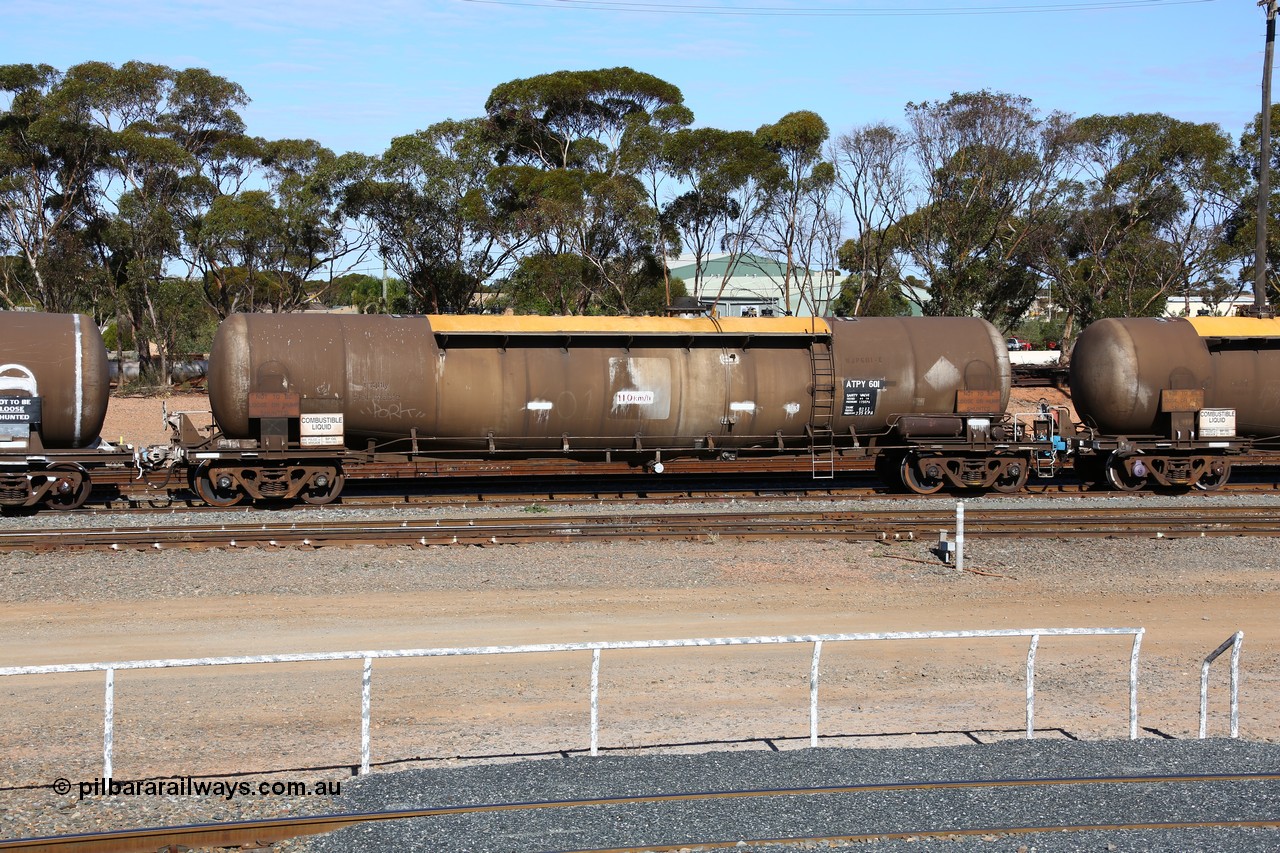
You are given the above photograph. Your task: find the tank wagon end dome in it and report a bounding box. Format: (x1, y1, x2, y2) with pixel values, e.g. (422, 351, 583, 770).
(1070, 317, 1213, 435)
(208, 314, 254, 439)
(828, 316, 1011, 417)
(0, 311, 109, 448)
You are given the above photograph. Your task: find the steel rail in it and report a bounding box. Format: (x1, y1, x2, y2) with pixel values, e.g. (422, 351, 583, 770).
(5, 506, 1280, 550)
(6, 772, 1279, 853)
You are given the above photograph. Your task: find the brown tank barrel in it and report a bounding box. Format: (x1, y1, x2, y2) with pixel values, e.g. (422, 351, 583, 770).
(828, 316, 1010, 434)
(209, 313, 1012, 449)
(1069, 318, 1215, 435)
(208, 313, 435, 440)
(1188, 316, 1280, 436)
(0, 311, 110, 448)
(1070, 316, 1280, 437)
(209, 313, 827, 448)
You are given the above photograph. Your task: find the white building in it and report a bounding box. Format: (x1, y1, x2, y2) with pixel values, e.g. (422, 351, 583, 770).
(666, 253, 837, 318)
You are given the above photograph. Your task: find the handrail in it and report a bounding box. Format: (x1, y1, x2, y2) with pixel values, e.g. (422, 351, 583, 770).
(1199, 631, 1244, 739)
(0, 627, 1146, 780)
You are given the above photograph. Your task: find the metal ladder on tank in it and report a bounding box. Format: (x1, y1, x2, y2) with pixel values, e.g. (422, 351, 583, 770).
(809, 341, 836, 479)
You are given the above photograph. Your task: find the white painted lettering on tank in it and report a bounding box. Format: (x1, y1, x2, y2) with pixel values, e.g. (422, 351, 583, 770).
(525, 399, 554, 423)
(784, 402, 801, 417)
(729, 401, 756, 412)
(372, 401, 425, 420)
(922, 357, 960, 392)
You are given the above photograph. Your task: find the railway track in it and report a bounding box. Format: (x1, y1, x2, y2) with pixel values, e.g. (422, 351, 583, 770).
(4, 505, 1280, 551)
(6, 771, 1279, 852)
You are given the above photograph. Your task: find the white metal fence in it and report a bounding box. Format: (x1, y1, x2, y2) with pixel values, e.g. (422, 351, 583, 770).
(1199, 631, 1244, 739)
(0, 627, 1146, 779)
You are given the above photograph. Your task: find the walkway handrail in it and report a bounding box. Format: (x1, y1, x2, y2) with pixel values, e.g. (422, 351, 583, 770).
(0, 626, 1145, 780)
(1199, 630, 1244, 739)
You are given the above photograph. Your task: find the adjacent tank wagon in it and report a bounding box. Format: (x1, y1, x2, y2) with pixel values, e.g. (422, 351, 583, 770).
(0, 311, 123, 509)
(1068, 316, 1276, 490)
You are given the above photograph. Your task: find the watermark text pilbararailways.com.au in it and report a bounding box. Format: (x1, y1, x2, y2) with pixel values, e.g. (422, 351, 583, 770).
(53, 777, 342, 801)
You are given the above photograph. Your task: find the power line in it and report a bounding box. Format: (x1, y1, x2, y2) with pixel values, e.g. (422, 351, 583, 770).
(460, 0, 1219, 16)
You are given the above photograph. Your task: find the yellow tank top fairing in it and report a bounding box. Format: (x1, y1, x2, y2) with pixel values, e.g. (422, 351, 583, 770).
(425, 315, 833, 337)
(1189, 316, 1280, 338)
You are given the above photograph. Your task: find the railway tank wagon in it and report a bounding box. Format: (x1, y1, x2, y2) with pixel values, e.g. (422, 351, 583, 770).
(1069, 316, 1280, 490)
(185, 312, 1033, 505)
(0, 311, 117, 509)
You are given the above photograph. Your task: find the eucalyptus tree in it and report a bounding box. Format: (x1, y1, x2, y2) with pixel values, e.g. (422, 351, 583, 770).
(252, 138, 369, 313)
(619, 102, 696, 305)
(894, 90, 1072, 324)
(179, 139, 359, 318)
(1223, 105, 1280, 306)
(347, 118, 522, 313)
(660, 128, 780, 310)
(40, 61, 247, 377)
(753, 110, 837, 314)
(829, 123, 913, 315)
(1042, 113, 1244, 341)
(0, 63, 106, 312)
(483, 67, 690, 313)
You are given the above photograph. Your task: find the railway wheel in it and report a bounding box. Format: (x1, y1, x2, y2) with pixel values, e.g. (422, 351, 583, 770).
(46, 462, 90, 510)
(192, 463, 245, 508)
(299, 469, 345, 505)
(900, 454, 946, 495)
(1104, 453, 1148, 492)
(991, 457, 1030, 494)
(1194, 460, 1232, 492)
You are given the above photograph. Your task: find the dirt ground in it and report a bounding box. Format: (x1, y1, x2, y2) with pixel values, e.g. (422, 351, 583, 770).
(2, 520, 1276, 793)
(102, 391, 210, 448)
(8, 387, 1267, 796)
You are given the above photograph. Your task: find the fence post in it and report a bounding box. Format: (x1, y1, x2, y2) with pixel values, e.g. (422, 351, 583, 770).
(1129, 629, 1144, 740)
(590, 648, 601, 756)
(1025, 634, 1039, 739)
(1199, 631, 1244, 739)
(360, 657, 372, 775)
(1230, 631, 1242, 738)
(809, 640, 823, 747)
(103, 667, 115, 781)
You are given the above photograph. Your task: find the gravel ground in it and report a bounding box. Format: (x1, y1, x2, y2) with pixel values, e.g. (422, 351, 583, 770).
(295, 739, 1280, 852)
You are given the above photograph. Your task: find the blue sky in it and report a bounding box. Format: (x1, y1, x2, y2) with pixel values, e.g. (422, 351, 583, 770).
(2, 0, 1267, 156)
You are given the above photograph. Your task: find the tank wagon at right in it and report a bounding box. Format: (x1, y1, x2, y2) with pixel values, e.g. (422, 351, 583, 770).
(1068, 316, 1280, 491)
